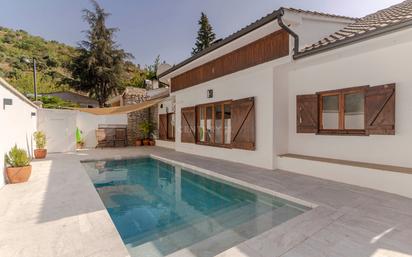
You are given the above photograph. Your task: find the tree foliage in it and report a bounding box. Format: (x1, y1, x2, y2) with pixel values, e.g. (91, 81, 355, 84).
(0, 27, 76, 94)
(34, 95, 79, 109)
(0, 3, 164, 99)
(192, 12, 216, 55)
(69, 0, 132, 107)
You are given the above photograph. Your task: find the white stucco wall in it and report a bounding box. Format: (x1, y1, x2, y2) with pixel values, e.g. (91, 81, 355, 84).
(76, 112, 127, 148)
(158, 97, 175, 115)
(277, 28, 412, 168)
(0, 82, 37, 187)
(293, 17, 353, 50)
(38, 109, 127, 152)
(171, 59, 287, 169)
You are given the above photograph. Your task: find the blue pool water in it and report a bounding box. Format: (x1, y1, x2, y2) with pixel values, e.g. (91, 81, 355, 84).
(83, 157, 310, 257)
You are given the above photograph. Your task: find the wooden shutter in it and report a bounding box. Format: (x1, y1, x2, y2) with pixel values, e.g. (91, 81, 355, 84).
(365, 83, 395, 135)
(158, 114, 167, 140)
(181, 107, 196, 143)
(231, 97, 255, 150)
(296, 94, 319, 133)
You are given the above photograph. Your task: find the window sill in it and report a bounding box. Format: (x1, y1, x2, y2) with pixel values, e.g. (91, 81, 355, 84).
(317, 130, 368, 136)
(196, 142, 232, 149)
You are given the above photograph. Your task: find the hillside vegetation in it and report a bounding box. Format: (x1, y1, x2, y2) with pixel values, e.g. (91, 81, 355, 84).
(0, 26, 147, 95)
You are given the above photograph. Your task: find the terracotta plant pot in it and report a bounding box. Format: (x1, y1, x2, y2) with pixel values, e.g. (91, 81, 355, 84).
(142, 139, 150, 146)
(136, 139, 142, 146)
(6, 165, 32, 184)
(149, 140, 156, 146)
(34, 149, 47, 159)
(77, 142, 84, 149)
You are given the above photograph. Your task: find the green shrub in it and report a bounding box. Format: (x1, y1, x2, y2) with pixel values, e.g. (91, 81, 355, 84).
(5, 145, 30, 167)
(139, 120, 154, 139)
(33, 131, 46, 149)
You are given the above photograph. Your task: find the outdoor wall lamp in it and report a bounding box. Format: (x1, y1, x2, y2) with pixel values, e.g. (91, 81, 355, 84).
(207, 89, 214, 98)
(3, 98, 13, 110)
(31, 112, 36, 117)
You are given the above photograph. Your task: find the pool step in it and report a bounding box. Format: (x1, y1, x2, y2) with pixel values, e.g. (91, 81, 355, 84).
(126, 203, 301, 257)
(123, 200, 250, 245)
(166, 205, 304, 257)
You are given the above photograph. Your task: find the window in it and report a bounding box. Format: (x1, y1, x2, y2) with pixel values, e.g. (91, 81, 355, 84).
(319, 86, 367, 134)
(297, 84, 395, 136)
(183, 97, 255, 149)
(196, 101, 232, 147)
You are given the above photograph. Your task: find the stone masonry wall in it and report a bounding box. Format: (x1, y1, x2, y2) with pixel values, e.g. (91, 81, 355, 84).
(125, 92, 158, 146)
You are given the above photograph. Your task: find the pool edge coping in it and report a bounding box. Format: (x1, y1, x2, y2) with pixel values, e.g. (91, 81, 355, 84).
(150, 154, 318, 209)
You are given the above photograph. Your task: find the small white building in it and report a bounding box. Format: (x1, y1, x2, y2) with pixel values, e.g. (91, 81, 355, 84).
(157, 2, 412, 198)
(0, 78, 38, 188)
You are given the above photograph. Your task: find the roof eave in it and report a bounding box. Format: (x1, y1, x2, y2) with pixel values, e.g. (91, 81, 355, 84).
(294, 19, 412, 59)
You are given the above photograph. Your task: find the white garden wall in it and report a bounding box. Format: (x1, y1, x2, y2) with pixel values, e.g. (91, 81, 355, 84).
(278, 28, 412, 168)
(76, 112, 127, 148)
(38, 109, 127, 152)
(0, 80, 37, 188)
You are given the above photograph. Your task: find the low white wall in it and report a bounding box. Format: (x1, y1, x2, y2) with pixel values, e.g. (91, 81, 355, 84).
(279, 28, 412, 168)
(155, 140, 175, 149)
(76, 112, 127, 148)
(0, 83, 37, 187)
(278, 156, 412, 199)
(38, 109, 127, 152)
(172, 61, 279, 169)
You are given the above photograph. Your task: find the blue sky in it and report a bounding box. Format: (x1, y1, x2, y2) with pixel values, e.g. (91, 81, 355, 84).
(0, 0, 403, 66)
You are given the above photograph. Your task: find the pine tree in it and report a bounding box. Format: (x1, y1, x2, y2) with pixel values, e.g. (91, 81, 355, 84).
(70, 0, 132, 107)
(192, 12, 216, 55)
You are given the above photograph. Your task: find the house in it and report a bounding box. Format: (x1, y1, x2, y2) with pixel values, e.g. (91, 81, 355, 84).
(42, 91, 99, 108)
(157, 2, 412, 198)
(0, 78, 38, 188)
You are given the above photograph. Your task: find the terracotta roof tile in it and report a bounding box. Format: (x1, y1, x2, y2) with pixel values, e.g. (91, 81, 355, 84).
(300, 0, 412, 55)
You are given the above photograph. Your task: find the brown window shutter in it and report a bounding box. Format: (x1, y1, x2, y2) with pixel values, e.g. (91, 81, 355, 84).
(158, 114, 167, 140)
(296, 94, 318, 133)
(365, 83, 395, 135)
(181, 107, 196, 143)
(231, 97, 255, 150)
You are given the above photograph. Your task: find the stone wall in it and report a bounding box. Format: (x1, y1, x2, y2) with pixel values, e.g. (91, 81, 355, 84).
(124, 91, 158, 146)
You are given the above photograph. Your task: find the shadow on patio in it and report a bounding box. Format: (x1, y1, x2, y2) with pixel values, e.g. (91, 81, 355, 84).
(35, 152, 106, 223)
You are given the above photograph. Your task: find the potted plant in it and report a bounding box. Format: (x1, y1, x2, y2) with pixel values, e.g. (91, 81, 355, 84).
(76, 128, 85, 149)
(33, 131, 47, 159)
(139, 121, 153, 146)
(5, 145, 32, 183)
(135, 138, 142, 146)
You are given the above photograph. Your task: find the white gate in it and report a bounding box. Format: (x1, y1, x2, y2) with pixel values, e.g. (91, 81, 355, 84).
(37, 109, 77, 152)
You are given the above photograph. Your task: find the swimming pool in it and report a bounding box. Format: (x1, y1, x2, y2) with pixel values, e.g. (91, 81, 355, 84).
(83, 157, 310, 257)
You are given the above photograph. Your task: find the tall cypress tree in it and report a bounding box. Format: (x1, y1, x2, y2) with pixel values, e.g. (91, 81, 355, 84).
(192, 12, 216, 55)
(70, 0, 132, 107)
